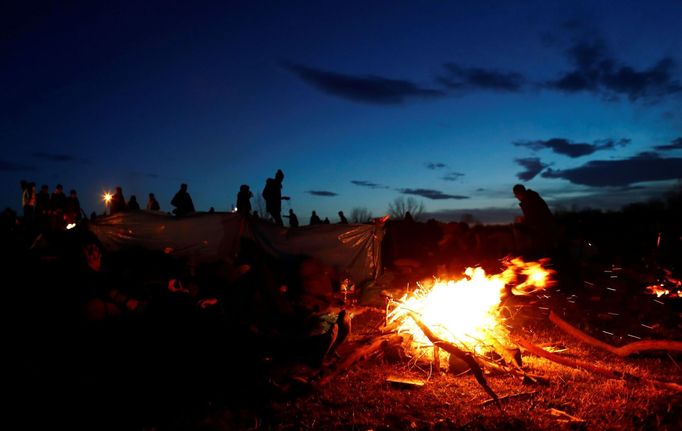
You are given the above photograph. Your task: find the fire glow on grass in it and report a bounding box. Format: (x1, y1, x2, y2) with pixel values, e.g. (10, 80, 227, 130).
(388, 258, 555, 355)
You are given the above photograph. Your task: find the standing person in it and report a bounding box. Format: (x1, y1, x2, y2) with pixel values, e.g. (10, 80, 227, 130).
(50, 183, 66, 227)
(50, 184, 67, 217)
(262, 169, 290, 226)
(35, 185, 51, 223)
(22, 181, 36, 222)
(127, 195, 140, 211)
(338, 211, 348, 224)
(146, 193, 160, 211)
(109, 186, 127, 215)
(65, 189, 82, 223)
(236, 184, 253, 215)
(309, 210, 321, 225)
(20, 180, 28, 212)
(171, 183, 195, 216)
(284, 209, 299, 227)
(512, 184, 555, 255)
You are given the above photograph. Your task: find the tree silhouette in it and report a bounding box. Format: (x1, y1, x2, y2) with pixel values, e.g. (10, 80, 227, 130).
(350, 207, 373, 223)
(387, 196, 425, 221)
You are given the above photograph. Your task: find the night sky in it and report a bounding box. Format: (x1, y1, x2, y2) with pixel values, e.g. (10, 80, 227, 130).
(2, 1, 681, 223)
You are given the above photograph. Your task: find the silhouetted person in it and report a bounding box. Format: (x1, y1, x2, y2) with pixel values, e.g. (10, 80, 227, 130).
(284, 209, 299, 227)
(50, 184, 67, 215)
(66, 189, 82, 222)
(262, 169, 290, 226)
(513, 184, 555, 255)
(36, 185, 50, 221)
(404, 211, 414, 223)
(310, 210, 321, 225)
(171, 183, 195, 216)
(127, 195, 140, 211)
(237, 184, 253, 215)
(20, 180, 28, 209)
(110, 186, 126, 215)
(146, 193, 160, 211)
(323, 217, 330, 224)
(338, 211, 348, 224)
(21, 181, 36, 222)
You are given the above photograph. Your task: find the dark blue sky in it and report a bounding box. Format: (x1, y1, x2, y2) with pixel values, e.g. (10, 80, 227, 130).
(2, 0, 681, 223)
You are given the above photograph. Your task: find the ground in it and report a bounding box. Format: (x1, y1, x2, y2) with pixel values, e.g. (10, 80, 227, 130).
(7, 230, 681, 430)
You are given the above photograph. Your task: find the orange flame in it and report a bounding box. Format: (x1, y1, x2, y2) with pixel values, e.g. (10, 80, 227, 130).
(388, 258, 555, 354)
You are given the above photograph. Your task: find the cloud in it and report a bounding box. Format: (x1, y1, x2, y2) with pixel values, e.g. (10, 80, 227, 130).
(654, 137, 682, 151)
(515, 157, 550, 181)
(438, 63, 526, 92)
(398, 188, 469, 200)
(547, 40, 682, 101)
(31, 152, 80, 162)
(426, 162, 447, 170)
(307, 190, 338, 197)
(0, 159, 35, 171)
(283, 63, 445, 104)
(541, 153, 682, 186)
(350, 180, 389, 189)
(514, 137, 630, 158)
(442, 172, 464, 182)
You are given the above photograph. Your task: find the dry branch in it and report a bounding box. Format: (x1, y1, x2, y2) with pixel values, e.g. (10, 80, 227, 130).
(549, 310, 682, 357)
(511, 334, 682, 392)
(313, 334, 396, 387)
(407, 312, 501, 407)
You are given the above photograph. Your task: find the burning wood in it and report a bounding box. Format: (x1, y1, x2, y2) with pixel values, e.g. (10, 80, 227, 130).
(377, 259, 557, 403)
(385, 258, 553, 369)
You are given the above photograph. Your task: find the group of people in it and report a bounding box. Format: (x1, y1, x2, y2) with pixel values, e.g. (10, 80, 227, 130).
(237, 169, 350, 228)
(19, 173, 554, 252)
(20, 181, 82, 229)
(107, 184, 193, 217)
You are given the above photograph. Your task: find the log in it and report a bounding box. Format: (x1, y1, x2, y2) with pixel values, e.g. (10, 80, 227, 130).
(407, 312, 501, 407)
(549, 310, 682, 357)
(511, 334, 682, 392)
(313, 334, 397, 387)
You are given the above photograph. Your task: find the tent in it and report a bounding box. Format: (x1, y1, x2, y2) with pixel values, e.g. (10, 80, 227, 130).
(89, 212, 384, 283)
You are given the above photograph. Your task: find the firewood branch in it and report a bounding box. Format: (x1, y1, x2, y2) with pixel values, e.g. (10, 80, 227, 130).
(511, 334, 682, 392)
(313, 334, 395, 387)
(407, 312, 501, 407)
(549, 310, 682, 357)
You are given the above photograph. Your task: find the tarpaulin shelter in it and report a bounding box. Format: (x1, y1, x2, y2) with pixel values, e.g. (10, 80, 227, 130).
(89, 212, 384, 283)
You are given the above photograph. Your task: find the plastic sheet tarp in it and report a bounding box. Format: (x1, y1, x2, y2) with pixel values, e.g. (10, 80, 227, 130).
(89, 212, 384, 282)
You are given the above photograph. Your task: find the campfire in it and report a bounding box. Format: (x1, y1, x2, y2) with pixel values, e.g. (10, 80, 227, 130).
(310, 257, 682, 409)
(387, 258, 555, 358)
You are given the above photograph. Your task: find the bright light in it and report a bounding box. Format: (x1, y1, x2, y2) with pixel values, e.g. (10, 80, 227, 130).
(66, 223, 76, 230)
(388, 258, 555, 354)
(102, 192, 112, 204)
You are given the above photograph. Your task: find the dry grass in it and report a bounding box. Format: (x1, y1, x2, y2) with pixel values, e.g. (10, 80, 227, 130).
(191, 307, 680, 429)
(255, 311, 682, 431)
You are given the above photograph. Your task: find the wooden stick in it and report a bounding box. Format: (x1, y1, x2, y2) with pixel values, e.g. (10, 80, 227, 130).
(313, 334, 396, 387)
(407, 312, 501, 407)
(511, 334, 682, 392)
(549, 310, 682, 357)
